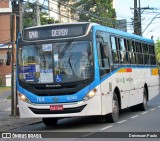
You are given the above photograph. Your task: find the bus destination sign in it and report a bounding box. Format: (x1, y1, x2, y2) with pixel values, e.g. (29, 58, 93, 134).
(22, 24, 89, 41)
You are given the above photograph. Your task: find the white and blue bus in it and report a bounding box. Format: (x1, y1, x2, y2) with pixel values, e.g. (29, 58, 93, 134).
(17, 22, 159, 126)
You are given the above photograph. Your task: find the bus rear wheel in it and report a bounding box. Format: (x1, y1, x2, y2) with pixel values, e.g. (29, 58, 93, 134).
(138, 88, 147, 111)
(105, 93, 119, 123)
(42, 118, 58, 126)
(130, 88, 147, 111)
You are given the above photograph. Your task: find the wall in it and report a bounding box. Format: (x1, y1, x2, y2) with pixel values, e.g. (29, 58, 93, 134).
(0, 0, 12, 86)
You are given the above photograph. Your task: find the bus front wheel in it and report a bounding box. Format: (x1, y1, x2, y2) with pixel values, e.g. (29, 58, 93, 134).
(105, 93, 119, 123)
(42, 118, 58, 126)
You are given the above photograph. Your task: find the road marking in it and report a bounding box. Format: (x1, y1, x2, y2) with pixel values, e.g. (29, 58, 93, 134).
(117, 120, 127, 124)
(130, 115, 139, 119)
(100, 125, 113, 131)
(150, 108, 156, 111)
(141, 111, 148, 115)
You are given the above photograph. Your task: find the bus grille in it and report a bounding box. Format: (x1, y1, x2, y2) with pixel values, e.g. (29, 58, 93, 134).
(28, 105, 86, 114)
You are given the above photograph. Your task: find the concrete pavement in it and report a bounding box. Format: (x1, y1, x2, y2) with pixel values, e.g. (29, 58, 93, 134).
(0, 90, 41, 132)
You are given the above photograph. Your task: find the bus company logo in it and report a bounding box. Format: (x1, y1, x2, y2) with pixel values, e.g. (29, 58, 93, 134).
(46, 84, 61, 88)
(53, 97, 59, 102)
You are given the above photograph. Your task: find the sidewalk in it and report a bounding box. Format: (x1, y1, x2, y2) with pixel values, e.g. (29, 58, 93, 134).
(0, 90, 41, 132)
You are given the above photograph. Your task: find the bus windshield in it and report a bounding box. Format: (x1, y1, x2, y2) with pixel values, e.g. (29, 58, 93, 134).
(18, 41, 93, 84)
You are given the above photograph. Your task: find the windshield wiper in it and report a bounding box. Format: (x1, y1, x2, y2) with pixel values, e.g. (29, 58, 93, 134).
(68, 54, 75, 75)
(58, 40, 72, 59)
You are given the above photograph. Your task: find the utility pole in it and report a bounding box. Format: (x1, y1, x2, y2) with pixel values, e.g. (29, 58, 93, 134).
(134, 0, 139, 35)
(19, 1, 23, 32)
(11, 0, 22, 116)
(133, 0, 142, 35)
(36, 0, 41, 25)
(138, 0, 141, 35)
(11, 14, 17, 116)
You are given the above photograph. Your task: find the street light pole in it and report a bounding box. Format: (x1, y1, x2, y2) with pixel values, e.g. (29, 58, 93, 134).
(142, 13, 160, 34)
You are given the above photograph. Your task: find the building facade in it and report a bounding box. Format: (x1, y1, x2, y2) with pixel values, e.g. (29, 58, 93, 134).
(48, 0, 77, 23)
(0, 0, 12, 86)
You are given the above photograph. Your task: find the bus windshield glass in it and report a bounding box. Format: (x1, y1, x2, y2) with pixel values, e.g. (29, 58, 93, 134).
(18, 41, 93, 84)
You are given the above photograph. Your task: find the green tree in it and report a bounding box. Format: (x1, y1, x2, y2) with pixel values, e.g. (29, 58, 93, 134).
(72, 0, 116, 26)
(23, 2, 55, 28)
(155, 40, 160, 65)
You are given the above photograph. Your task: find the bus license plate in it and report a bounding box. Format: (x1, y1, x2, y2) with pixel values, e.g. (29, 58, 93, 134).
(50, 105, 63, 111)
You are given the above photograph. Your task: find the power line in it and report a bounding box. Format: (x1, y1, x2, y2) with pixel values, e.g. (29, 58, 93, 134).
(25, 0, 115, 26)
(25, 1, 83, 22)
(49, 0, 116, 25)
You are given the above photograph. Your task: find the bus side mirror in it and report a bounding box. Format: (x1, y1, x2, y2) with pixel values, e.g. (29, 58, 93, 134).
(6, 51, 11, 66)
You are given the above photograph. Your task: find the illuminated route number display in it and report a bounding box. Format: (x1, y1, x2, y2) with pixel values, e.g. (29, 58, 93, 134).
(22, 24, 89, 41)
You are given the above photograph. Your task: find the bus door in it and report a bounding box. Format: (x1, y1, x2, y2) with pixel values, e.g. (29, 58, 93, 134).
(96, 31, 111, 114)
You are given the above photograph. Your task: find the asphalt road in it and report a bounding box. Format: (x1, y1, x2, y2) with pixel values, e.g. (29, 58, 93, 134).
(0, 90, 11, 115)
(2, 93, 159, 141)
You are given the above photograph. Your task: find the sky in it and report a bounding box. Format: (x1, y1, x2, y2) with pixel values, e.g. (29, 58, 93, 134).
(113, 0, 160, 41)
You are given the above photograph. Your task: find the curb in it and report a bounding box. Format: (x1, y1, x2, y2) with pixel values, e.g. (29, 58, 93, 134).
(0, 89, 11, 94)
(0, 116, 42, 132)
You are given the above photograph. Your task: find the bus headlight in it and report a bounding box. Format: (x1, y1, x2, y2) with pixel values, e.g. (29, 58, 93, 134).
(18, 92, 31, 103)
(83, 87, 98, 101)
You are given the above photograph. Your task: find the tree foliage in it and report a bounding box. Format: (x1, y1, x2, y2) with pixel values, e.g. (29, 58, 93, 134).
(72, 0, 116, 27)
(155, 40, 160, 64)
(23, 2, 55, 28)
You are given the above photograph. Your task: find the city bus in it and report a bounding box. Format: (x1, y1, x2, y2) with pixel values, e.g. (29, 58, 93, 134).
(16, 22, 159, 126)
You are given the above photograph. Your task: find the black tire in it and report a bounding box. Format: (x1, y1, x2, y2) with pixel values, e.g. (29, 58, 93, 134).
(130, 88, 147, 111)
(138, 88, 147, 111)
(42, 118, 58, 126)
(105, 93, 119, 123)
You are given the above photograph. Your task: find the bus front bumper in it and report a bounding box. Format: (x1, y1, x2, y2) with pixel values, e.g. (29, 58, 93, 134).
(18, 96, 101, 118)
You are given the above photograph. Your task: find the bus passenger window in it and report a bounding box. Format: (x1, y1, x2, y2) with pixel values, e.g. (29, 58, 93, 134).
(142, 44, 148, 54)
(111, 36, 119, 64)
(120, 51, 128, 64)
(150, 55, 156, 65)
(144, 55, 149, 65)
(128, 40, 136, 64)
(135, 42, 142, 53)
(137, 53, 143, 64)
(149, 45, 155, 54)
(100, 43, 110, 68)
(118, 38, 128, 64)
